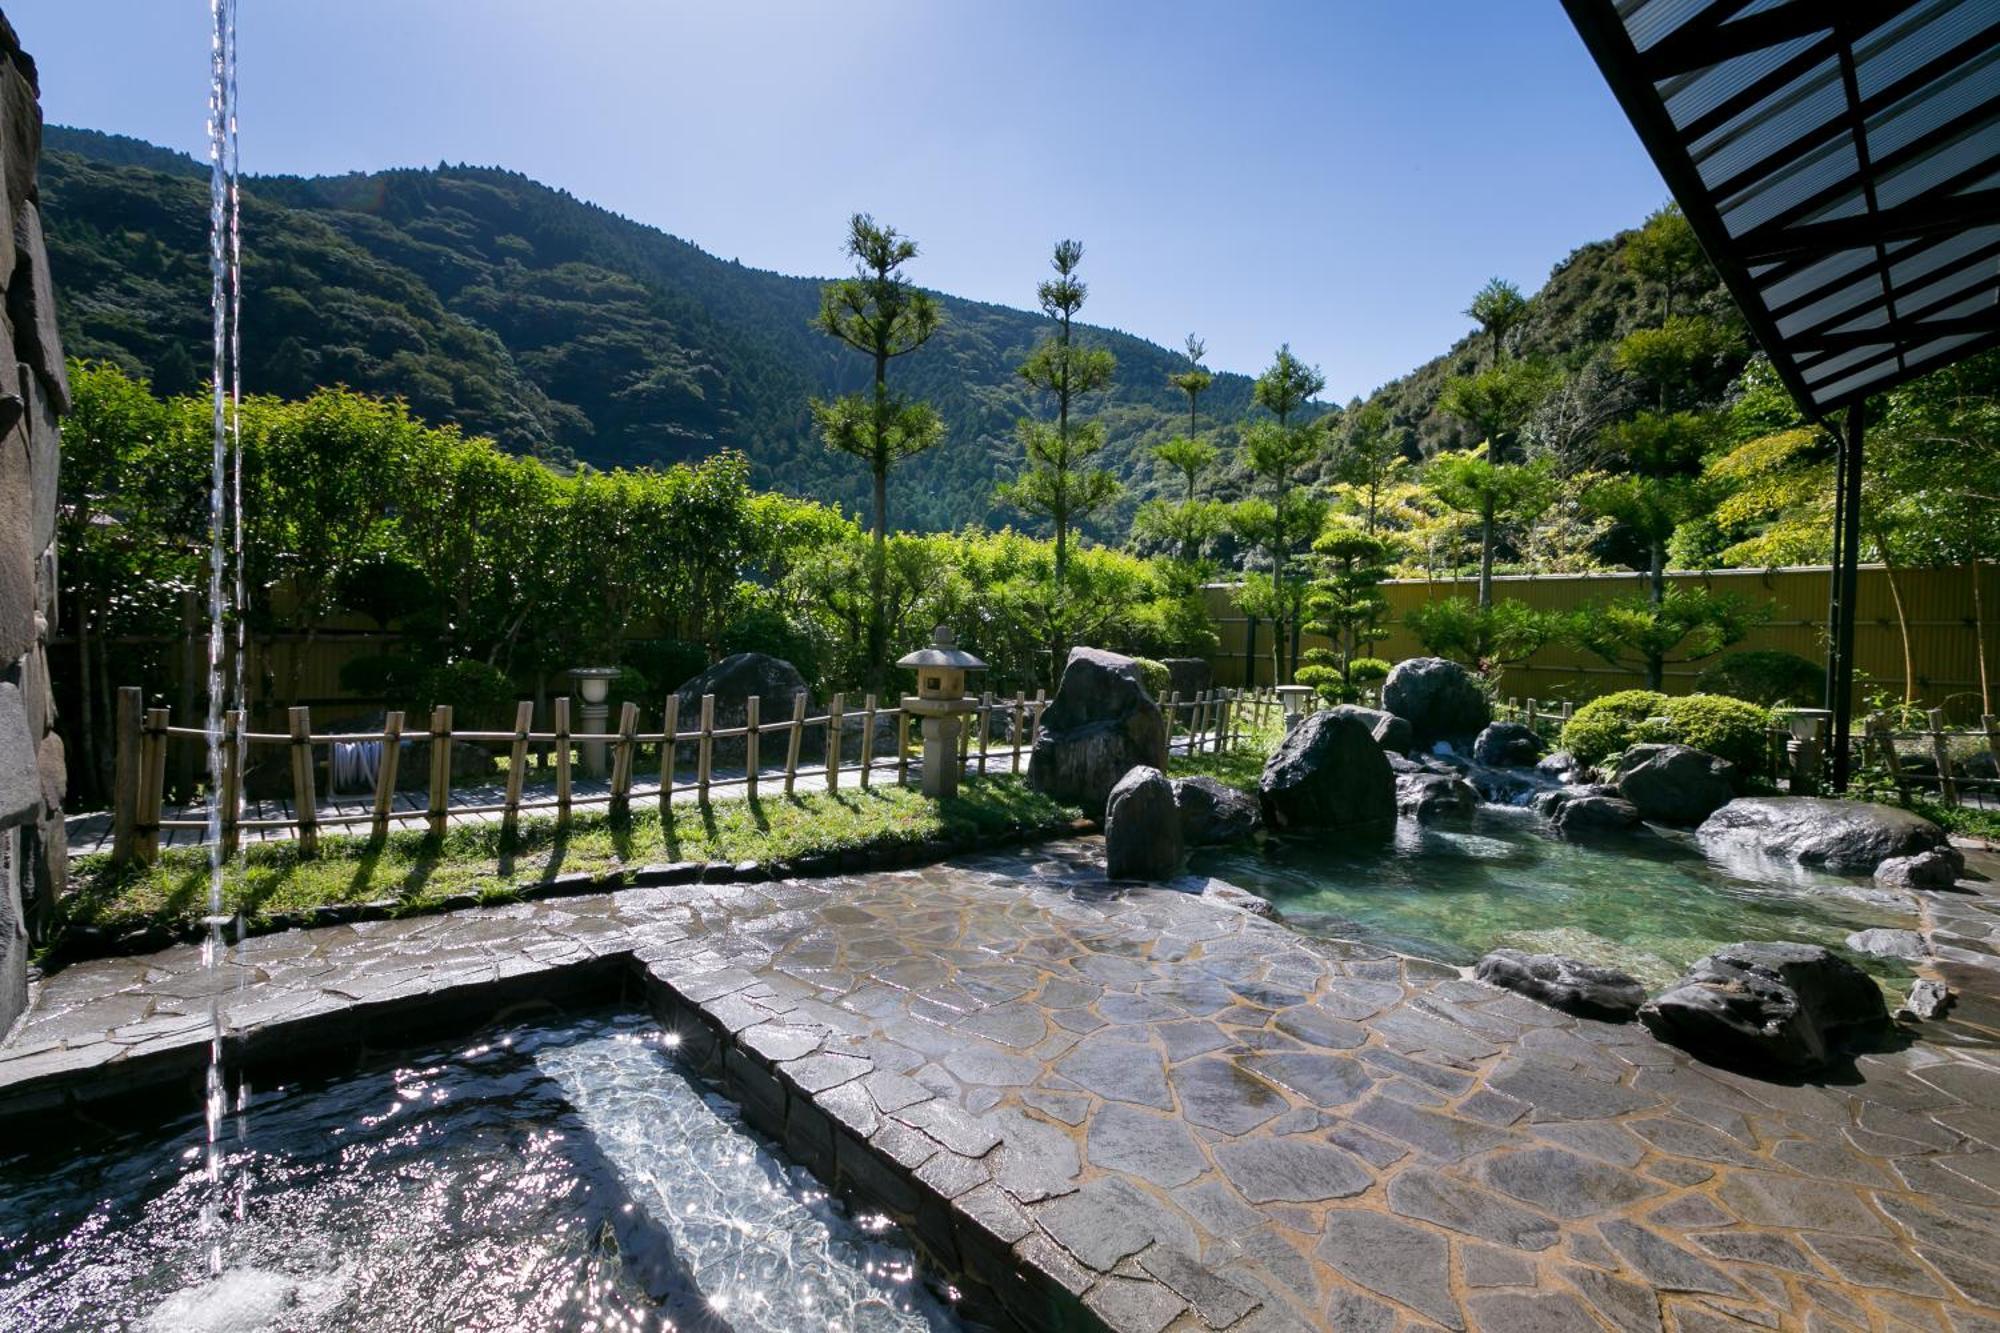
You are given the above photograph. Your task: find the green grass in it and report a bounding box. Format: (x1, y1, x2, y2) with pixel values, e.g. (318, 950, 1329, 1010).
(1170, 716, 1281, 795)
(1904, 797, 2000, 845)
(58, 777, 1080, 945)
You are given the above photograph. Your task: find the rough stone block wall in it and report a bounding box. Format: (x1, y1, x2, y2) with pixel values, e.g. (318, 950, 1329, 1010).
(0, 14, 65, 1036)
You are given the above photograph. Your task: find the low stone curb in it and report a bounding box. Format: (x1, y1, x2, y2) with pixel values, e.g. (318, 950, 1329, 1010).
(41, 815, 1097, 971)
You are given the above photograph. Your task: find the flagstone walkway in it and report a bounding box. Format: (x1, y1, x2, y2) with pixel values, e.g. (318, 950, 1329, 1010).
(6, 840, 2000, 1331)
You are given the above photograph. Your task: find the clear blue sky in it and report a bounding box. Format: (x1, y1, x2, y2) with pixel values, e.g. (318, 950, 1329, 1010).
(7, 1, 1671, 399)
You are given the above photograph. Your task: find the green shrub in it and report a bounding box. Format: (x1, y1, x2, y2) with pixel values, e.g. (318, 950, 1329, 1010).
(417, 659, 516, 729)
(1661, 693, 1772, 773)
(1348, 658, 1391, 685)
(1695, 650, 1820, 706)
(1560, 688, 1772, 774)
(1132, 657, 1172, 702)
(1560, 690, 1669, 768)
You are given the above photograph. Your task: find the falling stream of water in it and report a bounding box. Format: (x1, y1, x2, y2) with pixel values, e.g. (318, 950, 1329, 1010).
(200, 0, 243, 1280)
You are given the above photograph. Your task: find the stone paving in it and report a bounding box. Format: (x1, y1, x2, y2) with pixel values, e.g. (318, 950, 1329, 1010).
(5, 839, 2000, 1332)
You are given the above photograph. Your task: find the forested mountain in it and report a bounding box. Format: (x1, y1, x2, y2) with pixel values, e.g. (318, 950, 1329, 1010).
(41, 126, 1258, 534)
(41, 125, 1740, 537)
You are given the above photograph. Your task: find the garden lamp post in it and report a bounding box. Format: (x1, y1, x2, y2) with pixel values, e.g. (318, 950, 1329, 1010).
(570, 667, 620, 778)
(1774, 707, 1831, 797)
(1275, 684, 1315, 731)
(898, 626, 985, 798)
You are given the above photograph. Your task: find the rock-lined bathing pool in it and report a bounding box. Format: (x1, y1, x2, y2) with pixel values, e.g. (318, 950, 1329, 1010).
(0, 1014, 957, 1332)
(1195, 806, 1923, 990)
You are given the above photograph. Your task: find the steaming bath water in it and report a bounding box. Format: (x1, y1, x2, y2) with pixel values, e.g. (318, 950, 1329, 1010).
(0, 1015, 958, 1331)
(1195, 805, 1922, 991)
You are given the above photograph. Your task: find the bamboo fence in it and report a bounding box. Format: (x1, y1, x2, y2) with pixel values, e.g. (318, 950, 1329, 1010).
(109, 683, 1261, 864)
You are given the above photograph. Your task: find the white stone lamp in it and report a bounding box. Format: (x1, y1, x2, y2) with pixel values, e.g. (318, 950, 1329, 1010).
(898, 626, 986, 798)
(569, 666, 621, 778)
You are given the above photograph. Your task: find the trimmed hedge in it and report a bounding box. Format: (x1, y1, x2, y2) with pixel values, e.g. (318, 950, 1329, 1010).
(1561, 690, 1773, 775)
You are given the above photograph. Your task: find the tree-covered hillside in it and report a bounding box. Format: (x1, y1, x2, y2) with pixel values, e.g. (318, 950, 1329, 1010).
(41, 126, 1257, 533)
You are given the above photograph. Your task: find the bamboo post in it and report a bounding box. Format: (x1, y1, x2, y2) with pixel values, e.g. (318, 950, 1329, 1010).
(292, 705, 321, 854)
(423, 704, 449, 840)
(553, 696, 572, 825)
(1869, 715, 1910, 802)
(1928, 708, 1958, 805)
(976, 690, 993, 776)
(1010, 691, 1026, 774)
(1221, 690, 1234, 753)
(859, 693, 877, 788)
(827, 692, 845, 791)
(696, 693, 715, 805)
(957, 689, 972, 769)
(745, 694, 761, 799)
(659, 695, 679, 813)
(1167, 691, 1181, 753)
(785, 691, 806, 795)
(1526, 698, 1538, 734)
(371, 710, 405, 841)
(220, 710, 242, 857)
(136, 706, 168, 863)
(111, 686, 141, 863)
(611, 700, 639, 812)
(500, 702, 529, 835)
(897, 707, 912, 788)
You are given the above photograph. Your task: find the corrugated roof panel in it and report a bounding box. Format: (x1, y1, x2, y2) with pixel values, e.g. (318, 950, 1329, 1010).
(1568, 0, 2000, 416)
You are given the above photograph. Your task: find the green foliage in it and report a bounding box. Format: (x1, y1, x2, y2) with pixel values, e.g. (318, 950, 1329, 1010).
(1659, 694, 1772, 774)
(1464, 277, 1529, 365)
(1436, 358, 1559, 460)
(1251, 345, 1326, 428)
(1132, 658, 1172, 702)
(1564, 587, 1766, 691)
(1696, 651, 1822, 707)
(416, 660, 517, 730)
(1403, 596, 1562, 670)
(1613, 316, 1742, 410)
(1560, 690, 1671, 768)
(1298, 522, 1393, 701)
(1622, 203, 1709, 319)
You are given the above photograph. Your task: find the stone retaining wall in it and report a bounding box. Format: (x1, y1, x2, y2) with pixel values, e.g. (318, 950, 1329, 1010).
(0, 13, 65, 1034)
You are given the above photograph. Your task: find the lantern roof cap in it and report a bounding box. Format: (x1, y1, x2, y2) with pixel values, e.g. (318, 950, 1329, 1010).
(898, 625, 986, 671)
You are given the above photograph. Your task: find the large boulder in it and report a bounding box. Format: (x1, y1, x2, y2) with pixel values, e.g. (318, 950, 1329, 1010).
(1396, 772, 1479, 823)
(1542, 784, 1644, 836)
(1873, 847, 1965, 890)
(674, 653, 812, 763)
(1613, 743, 1737, 827)
(1258, 709, 1395, 836)
(1105, 766, 1182, 881)
(1324, 704, 1412, 755)
(1028, 647, 1169, 817)
(1695, 797, 1951, 875)
(1639, 942, 1890, 1072)
(1381, 657, 1491, 749)
(1161, 657, 1212, 699)
(1170, 775, 1261, 846)
(1473, 721, 1544, 768)
(1475, 949, 1646, 1023)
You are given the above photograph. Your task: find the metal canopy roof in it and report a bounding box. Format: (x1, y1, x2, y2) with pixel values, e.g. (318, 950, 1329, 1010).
(1564, 0, 2000, 418)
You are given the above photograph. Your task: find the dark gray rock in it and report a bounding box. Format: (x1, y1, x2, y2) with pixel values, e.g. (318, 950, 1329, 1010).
(1324, 703, 1412, 755)
(1381, 656, 1491, 748)
(1872, 847, 1965, 890)
(1543, 784, 1644, 835)
(1258, 708, 1395, 837)
(1845, 928, 1925, 962)
(0, 681, 36, 827)
(1474, 721, 1544, 767)
(8, 204, 67, 413)
(1537, 749, 1582, 782)
(1467, 764, 1549, 807)
(1613, 743, 1736, 827)
(674, 652, 811, 764)
(1900, 979, 1951, 1021)
(1696, 797, 1951, 874)
(1396, 772, 1479, 823)
(1160, 657, 1211, 699)
(1475, 948, 1646, 1022)
(1027, 647, 1169, 817)
(1638, 941, 1891, 1071)
(1169, 775, 1260, 846)
(1105, 765, 1182, 881)
(0, 816, 25, 1035)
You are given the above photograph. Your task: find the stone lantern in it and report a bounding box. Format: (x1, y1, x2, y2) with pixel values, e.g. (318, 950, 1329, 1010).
(898, 626, 986, 798)
(570, 667, 620, 778)
(1774, 706, 1832, 796)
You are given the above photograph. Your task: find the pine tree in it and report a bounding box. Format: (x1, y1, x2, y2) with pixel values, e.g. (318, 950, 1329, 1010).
(1464, 277, 1528, 368)
(810, 214, 944, 679)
